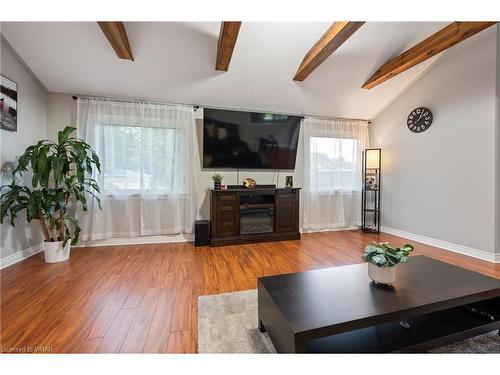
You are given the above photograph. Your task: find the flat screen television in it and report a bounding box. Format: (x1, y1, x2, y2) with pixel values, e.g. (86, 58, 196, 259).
(203, 108, 302, 169)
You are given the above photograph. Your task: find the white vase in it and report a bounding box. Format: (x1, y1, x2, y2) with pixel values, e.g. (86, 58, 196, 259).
(44, 240, 71, 263)
(368, 263, 396, 285)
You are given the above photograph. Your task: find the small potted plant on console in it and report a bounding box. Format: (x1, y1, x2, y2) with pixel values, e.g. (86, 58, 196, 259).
(362, 242, 414, 286)
(211, 173, 223, 190)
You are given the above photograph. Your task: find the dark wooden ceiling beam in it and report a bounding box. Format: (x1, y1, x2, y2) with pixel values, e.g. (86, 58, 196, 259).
(362, 22, 496, 89)
(293, 21, 365, 81)
(216, 21, 242, 71)
(97, 22, 134, 61)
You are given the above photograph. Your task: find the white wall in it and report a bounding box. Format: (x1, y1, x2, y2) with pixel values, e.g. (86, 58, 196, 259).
(47, 93, 76, 141)
(1, 38, 48, 261)
(370, 27, 498, 256)
(496, 26, 500, 256)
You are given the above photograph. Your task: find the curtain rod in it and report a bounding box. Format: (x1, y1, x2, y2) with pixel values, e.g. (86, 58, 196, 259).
(72, 95, 200, 111)
(71, 95, 371, 123)
(302, 114, 371, 124)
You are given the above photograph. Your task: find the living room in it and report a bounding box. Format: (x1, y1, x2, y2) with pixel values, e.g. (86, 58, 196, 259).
(1, 0, 499, 373)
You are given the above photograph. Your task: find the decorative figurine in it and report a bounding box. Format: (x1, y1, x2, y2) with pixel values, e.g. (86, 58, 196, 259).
(243, 177, 256, 189)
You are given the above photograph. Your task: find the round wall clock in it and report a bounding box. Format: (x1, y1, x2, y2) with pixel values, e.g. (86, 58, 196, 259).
(407, 107, 433, 133)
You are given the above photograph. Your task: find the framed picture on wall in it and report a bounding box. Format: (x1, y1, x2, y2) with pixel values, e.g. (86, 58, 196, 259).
(0, 74, 18, 132)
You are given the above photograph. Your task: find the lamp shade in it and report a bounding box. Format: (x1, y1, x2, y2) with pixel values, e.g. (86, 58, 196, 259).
(365, 149, 381, 169)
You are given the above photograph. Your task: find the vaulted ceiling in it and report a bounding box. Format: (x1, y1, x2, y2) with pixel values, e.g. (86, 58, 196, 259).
(0, 21, 466, 119)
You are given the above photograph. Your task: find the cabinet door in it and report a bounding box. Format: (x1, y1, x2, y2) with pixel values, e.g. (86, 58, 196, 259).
(275, 190, 299, 233)
(215, 194, 240, 237)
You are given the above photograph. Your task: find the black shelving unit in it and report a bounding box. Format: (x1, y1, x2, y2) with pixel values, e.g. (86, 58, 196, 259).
(362, 149, 381, 233)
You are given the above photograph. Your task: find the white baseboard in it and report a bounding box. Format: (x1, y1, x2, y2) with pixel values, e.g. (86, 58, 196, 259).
(381, 226, 500, 263)
(4, 228, 497, 268)
(0, 235, 194, 269)
(79, 234, 193, 248)
(301, 226, 359, 234)
(0, 243, 44, 269)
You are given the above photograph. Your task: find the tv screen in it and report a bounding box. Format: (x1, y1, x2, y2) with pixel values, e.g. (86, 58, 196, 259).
(203, 108, 302, 169)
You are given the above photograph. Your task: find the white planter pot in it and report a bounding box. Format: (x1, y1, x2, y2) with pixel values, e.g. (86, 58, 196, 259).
(368, 263, 396, 285)
(44, 240, 71, 263)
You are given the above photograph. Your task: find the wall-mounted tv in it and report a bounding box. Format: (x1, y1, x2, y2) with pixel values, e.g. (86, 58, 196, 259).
(203, 108, 302, 170)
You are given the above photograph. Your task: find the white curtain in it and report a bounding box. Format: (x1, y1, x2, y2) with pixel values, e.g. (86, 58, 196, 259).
(77, 98, 199, 240)
(302, 117, 369, 232)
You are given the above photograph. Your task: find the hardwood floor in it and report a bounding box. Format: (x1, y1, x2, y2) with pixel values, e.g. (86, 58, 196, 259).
(1, 230, 499, 353)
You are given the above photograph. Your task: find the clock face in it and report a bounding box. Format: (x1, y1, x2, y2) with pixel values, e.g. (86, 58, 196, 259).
(407, 107, 433, 133)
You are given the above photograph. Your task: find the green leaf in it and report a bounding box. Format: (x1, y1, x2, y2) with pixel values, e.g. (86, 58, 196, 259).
(385, 252, 400, 263)
(402, 243, 414, 252)
(58, 126, 76, 144)
(53, 157, 65, 185)
(11, 203, 27, 215)
(91, 150, 101, 172)
(66, 217, 81, 245)
(365, 245, 378, 254)
(1, 125, 101, 243)
(26, 197, 37, 221)
(362, 241, 414, 266)
(371, 254, 387, 266)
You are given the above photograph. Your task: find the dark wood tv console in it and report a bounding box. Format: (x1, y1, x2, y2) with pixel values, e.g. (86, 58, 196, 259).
(210, 187, 300, 246)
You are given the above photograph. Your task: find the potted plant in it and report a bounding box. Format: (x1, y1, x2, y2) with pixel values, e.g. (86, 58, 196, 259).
(0, 126, 101, 263)
(362, 242, 414, 285)
(211, 173, 223, 190)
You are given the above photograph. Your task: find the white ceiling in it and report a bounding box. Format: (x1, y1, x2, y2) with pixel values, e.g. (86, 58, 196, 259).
(1, 21, 451, 119)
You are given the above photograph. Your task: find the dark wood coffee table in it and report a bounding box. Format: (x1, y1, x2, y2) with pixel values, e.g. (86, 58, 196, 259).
(257, 256, 500, 353)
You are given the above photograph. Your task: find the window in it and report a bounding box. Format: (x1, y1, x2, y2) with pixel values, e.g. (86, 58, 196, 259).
(77, 99, 199, 239)
(102, 124, 179, 194)
(302, 117, 368, 231)
(309, 136, 359, 192)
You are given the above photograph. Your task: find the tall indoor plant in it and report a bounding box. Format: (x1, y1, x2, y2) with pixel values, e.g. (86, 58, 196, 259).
(0, 126, 101, 263)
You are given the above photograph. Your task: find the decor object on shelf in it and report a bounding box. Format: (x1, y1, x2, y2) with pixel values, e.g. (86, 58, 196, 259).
(211, 173, 223, 190)
(362, 242, 414, 285)
(285, 176, 293, 188)
(362, 148, 381, 233)
(0, 75, 18, 131)
(243, 177, 256, 189)
(0, 126, 101, 263)
(407, 107, 433, 133)
(364, 175, 377, 190)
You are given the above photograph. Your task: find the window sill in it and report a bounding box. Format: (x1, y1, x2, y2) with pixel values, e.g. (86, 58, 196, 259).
(101, 192, 187, 199)
(307, 190, 361, 196)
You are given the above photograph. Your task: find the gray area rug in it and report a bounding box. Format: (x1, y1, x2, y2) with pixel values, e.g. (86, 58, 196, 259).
(198, 289, 500, 353)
